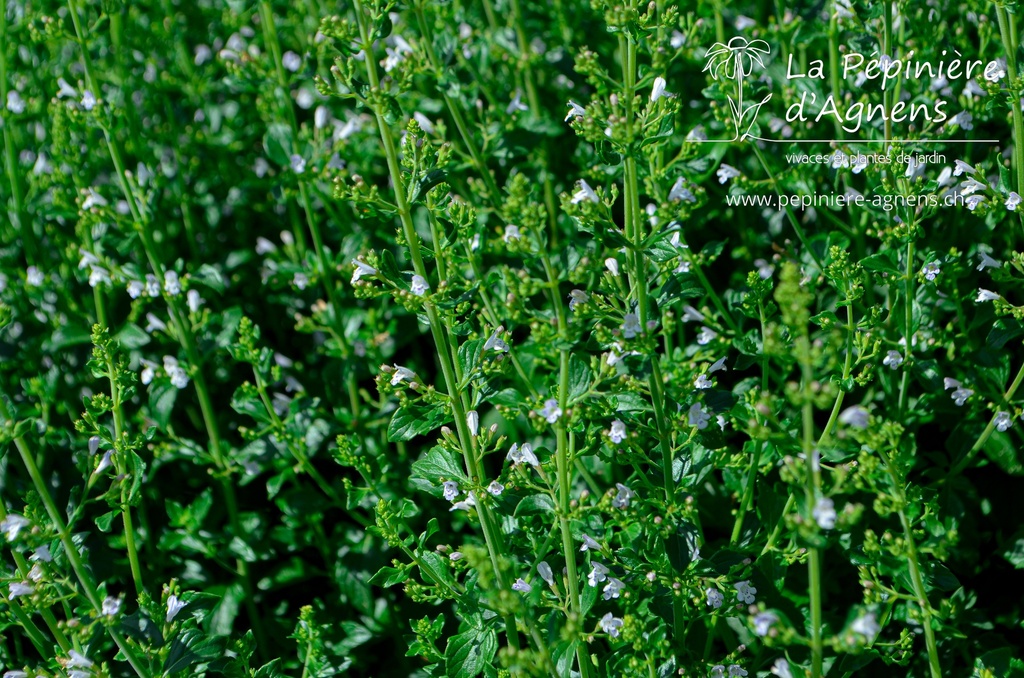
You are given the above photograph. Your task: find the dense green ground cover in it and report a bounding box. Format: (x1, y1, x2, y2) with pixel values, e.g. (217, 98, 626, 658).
(3, 0, 1024, 676)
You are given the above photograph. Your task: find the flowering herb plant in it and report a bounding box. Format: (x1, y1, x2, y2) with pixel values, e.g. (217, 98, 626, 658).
(2, 0, 1024, 677)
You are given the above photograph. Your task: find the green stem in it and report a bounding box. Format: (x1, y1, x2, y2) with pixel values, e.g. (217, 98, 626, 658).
(104, 344, 145, 597)
(354, 3, 550, 666)
(898, 239, 915, 417)
(800, 336, 823, 677)
(0, 5, 33, 264)
(948, 360, 1024, 478)
(881, 450, 941, 678)
(996, 4, 1024, 197)
(0, 396, 152, 678)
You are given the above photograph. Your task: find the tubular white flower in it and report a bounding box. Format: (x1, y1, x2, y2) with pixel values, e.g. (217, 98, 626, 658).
(466, 410, 479, 437)
(571, 179, 599, 204)
(410, 274, 430, 296)
(166, 594, 186, 622)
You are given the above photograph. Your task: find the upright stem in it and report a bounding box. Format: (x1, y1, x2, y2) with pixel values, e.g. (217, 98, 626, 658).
(881, 450, 942, 678)
(0, 396, 152, 678)
(0, 5, 33, 264)
(104, 346, 145, 596)
(898, 239, 914, 417)
(996, 4, 1024, 197)
(353, 4, 550, 666)
(800, 336, 823, 677)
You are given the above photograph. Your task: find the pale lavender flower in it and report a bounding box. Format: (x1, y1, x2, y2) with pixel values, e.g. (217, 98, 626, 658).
(851, 611, 880, 641)
(164, 270, 181, 296)
(579, 534, 601, 551)
(735, 580, 757, 604)
(622, 312, 641, 338)
(602, 577, 624, 600)
(882, 350, 903, 369)
(921, 262, 940, 281)
(612, 483, 633, 508)
(813, 497, 836, 529)
(351, 258, 376, 283)
(145, 273, 161, 297)
(565, 101, 586, 122)
(994, 411, 1013, 432)
(466, 410, 479, 436)
(1, 514, 29, 541)
(716, 164, 740, 184)
(9, 582, 34, 598)
(166, 595, 186, 622)
(571, 179, 599, 204)
(411, 274, 430, 296)
(442, 480, 459, 501)
(568, 289, 589, 311)
(978, 252, 1002, 270)
(609, 420, 627, 444)
(487, 481, 504, 496)
(688, 403, 710, 429)
(706, 587, 724, 608)
(753, 611, 778, 636)
(599, 612, 624, 638)
(697, 327, 717, 345)
(537, 398, 562, 423)
(976, 288, 1000, 302)
(538, 561, 555, 586)
(511, 578, 532, 593)
(588, 562, 609, 587)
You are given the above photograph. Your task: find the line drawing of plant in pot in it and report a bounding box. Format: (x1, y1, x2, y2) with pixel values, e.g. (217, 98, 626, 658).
(702, 37, 773, 141)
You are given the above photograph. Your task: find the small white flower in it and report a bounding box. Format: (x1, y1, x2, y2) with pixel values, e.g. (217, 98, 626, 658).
(953, 159, 976, 176)
(165, 356, 190, 389)
(256, 237, 276, 255)
(851, 611, 880, 641)
(88, 266, 111, 288)
(943, 377, 961, 391)
(67, 650, 93, 669)
(612, 483, 633, 508)
(674, 257, 691, 274)
(602, 577, 624, 600)
(537, 398, 562, 423)
(921, 262, 940, 281)
(754, 258, 775, 279)
(708, 357, 728, 374)
(565, 100, 586, 122)
(26, 266, 43, 286)
(1, 514, 30, 541)
(187, 289, 204, 313)
(81, 90, 97, 111)
(599, 612, 624, 638)
(716, 163, 740, 184)
(166, 595, 186, 622)
(139, 359, 157, 386)
(487, 481, 504, 496)
(622, 312, 641, 338)
(81, 188, 108, 212)
(976, 288, 1000, 302)
(813, 497, 837, 529)
(503, 224, 521, 242)
(609, 420, 627, 444)
(290, 154, 306, 174)
(103, 595, 123, 616)
(4, 670, 29, 678)
(89, 435, 101, 455)
(728, 667, 748, 678)
(697, 326, 717, 345)
(771, 658, 793, 678)
(164, 270, 181, 296)
(145, 313, 167, 333)
(442, 480, 459, 501)
(960, 178, 987, 195)
(484, 326, 508, 353)
(605, 257, 620, 277)
(579, 534, 601, 551)
(838, 405, 870, 429)
(978, 252, 1002, 270)
(466, 410, 479, 437)
(538, 561, 555, 586)
(706, 587, 724, 608)
(9, 582, 34, 598)
(568, 289, 589, 312)
(965, 195, 985, 211)
(985, 59, 1007, 82)
(57, 77, 78, 98)
(695, 374, 713, 390)
(882, 350, 904, 369)
(449, 551, 464, 561)
(588, 562, 609, 587)
(753, 611, 778, 637)
(994, 411, 1013, 432)
(450, 493, 477, 511)
(734, 580, 757, 604)
(687, 403, 710, 430)
(145, 273, 161, 297)
(670, 30, 687, 48)
(282, 51, 301, 72)
(651, 76, 669, 101)
(682, 305, 704, 323)
(951, 387, 973, 406)
(94, 450, 114, 475)
(1006, 192, 1021, 211)
(669, 176, 696, 202)
(506, 90, 528, 114)
(6, 91, 26, 113)
(411, 274, 430, 296)
(390, 365, 416, 386)
(507, 442, 540, 466)
(254, 157, 271, 178)
(351, 258, 376, 283)
(571, 179, 599, 204)
(511, 578, 532, 593)
(947, 111, 973, 130)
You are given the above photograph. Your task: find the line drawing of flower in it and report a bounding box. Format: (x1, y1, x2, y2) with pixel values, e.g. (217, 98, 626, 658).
(702, 37, 773, 141)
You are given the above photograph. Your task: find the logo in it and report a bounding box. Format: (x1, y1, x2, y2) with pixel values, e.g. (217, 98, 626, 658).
(702, 37, 772, 142)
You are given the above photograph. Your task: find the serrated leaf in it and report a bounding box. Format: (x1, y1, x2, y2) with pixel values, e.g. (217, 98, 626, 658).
(388, 400, 449, 442)
(445, 627, 496, 678)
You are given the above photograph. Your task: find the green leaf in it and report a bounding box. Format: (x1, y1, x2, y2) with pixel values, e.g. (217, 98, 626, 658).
(568, 354, 592, 402)
(148, 381, 179, 430)
(369, 565, 409, 588)
(388, 400, 449, 442)
(114, 323, 151, 349)
(860, 250, 901, 275)
(445, 627, 496, 678)
(411, 446, 467, 486)
(264, 123, 294, 166)
(458, 339, 484, 382)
